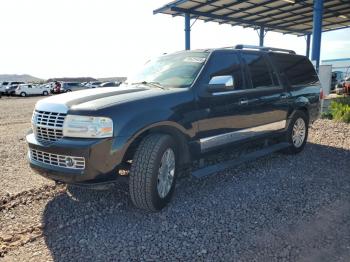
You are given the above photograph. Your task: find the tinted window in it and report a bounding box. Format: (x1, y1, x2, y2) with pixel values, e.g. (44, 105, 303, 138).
(270, 53, 319, 87)
(242, 53, 275, 89)
(67, 83, 80, 87)
(201, 51, 243, 90)
(102, 82, 115, 87)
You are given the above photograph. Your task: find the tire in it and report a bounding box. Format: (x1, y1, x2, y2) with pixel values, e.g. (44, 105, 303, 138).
(42, 91, 48, 96)
(66, 89, 72, 92)
(129, 134, 178, 211)
(20, 92, 27, 97)
(282, 110, 309, 154)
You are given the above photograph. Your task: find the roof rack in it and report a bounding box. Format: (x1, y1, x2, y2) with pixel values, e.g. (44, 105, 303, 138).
(234, 45, 296, 55)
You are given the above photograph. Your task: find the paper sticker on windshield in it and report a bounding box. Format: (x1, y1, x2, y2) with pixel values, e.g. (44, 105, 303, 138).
(184, 57, 206, 63)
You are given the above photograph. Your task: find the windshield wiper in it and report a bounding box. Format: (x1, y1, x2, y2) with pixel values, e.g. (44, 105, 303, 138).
(131, 81, 167, 90)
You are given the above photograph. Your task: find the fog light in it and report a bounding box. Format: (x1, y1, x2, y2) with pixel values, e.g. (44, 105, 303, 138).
(65, 157, 74, 167)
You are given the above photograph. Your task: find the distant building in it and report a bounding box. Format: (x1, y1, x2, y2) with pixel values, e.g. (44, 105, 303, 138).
(321, 58, 350, 79)
(46, 77, 97, 83)
(98, 77, 127, 83)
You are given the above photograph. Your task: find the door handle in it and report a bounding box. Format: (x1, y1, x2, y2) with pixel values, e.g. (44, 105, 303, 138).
(280, 93, 288, 99)
(239, 98, 249, 105)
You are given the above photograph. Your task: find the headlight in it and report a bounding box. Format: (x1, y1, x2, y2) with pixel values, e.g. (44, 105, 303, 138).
(63, 115, 113, 138)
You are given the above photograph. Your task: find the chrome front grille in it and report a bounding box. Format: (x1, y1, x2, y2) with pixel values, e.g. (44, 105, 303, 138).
(32, 110, 66, 142)
(30, 149, 85, 170)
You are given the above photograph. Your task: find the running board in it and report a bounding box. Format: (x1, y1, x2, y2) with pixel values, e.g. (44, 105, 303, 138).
(192, 142, 290, 179)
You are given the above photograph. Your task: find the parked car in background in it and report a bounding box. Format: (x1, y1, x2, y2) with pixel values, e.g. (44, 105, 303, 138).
(15, 84, 50, 97)
(62, 82, 87, 92)
(51, 81, 64, 94)
(4, 82, 25, 96)
(99, 81, 121, 87)
(343, 77, 350, 95)
(85, 81, 102, 88)
(335, 83, 344, 95)
(0, 82, 8, 94)
(40, 83, 54, 93)
(331, 71, 344, 91)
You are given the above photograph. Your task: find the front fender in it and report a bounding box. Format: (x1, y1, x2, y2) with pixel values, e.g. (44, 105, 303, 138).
(110, 108, 196, 155)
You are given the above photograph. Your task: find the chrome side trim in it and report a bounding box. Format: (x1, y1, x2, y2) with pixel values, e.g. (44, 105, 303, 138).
(212, 87, 284, 96)
(200, 120, 286, 151)
(213, 90, 241, 96)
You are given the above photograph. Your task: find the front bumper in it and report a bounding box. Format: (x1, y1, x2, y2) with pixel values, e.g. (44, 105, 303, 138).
(26, 133, 125, 184)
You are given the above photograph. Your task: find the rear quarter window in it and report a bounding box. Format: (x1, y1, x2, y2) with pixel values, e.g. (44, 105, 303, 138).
(269, 53, 319, 88)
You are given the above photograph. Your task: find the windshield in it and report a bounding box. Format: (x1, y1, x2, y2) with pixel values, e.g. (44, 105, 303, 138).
(128, 51, 208, 88)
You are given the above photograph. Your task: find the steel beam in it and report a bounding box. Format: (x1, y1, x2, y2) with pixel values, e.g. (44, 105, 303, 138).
(185, 13, 191, 50)
(259, 26, 265, 46)
(306, 34, 311, 58)
(171, 6, 306, 35)
(311, 0, 324, 70)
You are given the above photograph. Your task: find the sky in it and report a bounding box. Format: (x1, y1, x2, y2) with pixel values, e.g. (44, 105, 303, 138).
(0, 0, 349, 79)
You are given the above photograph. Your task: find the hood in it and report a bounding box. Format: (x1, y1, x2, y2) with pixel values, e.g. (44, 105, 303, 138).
(35, 85, 166, 113)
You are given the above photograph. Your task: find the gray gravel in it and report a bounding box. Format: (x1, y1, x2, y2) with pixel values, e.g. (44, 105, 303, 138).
(1, 98, 350, 261)
(0, 96, 54, 196)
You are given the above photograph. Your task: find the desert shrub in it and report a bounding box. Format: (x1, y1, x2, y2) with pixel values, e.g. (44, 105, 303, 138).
(329, 98, 350, 123)
(321, 111, 333, 119)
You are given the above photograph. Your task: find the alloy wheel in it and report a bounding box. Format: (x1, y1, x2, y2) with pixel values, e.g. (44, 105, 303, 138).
(292, 118, 306, 148)
(157, 148, 175, 198)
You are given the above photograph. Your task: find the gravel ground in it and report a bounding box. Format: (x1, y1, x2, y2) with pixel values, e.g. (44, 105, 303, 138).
(1, 97, 350, 261)
(0, 96, 54, 196)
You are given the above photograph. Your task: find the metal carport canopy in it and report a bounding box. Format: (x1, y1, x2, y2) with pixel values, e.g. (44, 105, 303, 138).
(153, 0, 350, 69)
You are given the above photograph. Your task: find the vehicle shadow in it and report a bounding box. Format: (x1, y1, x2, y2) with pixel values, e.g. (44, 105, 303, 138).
(42, 142, 350, 261)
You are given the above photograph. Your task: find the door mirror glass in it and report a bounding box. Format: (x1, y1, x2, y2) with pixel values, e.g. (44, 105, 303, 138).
(209, 75, 234, 86)
(208, 75, 234, 92)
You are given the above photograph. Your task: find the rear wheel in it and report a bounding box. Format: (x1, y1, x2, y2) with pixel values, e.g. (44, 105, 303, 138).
(282, 111, 309, 154)
(129, 134, 178, 211)
(66, 89, 72, 92)
(42, 91, 49, 96)
(20, 92, 27, 97)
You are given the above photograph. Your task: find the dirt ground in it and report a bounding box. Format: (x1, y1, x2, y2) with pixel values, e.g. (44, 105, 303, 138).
(0, 97, 54, 196)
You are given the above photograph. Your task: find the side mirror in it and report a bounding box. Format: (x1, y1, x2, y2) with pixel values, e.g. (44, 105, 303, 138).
(208, 75, 234, 92)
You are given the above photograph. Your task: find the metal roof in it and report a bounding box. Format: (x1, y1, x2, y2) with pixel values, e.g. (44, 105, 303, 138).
(154, 0, 350, 36)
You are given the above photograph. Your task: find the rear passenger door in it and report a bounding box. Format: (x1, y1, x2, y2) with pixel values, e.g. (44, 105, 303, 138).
(195, 50, 288, 152)
(240, 51, 289, 128)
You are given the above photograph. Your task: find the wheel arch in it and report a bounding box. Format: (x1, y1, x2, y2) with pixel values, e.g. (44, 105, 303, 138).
(122, 123, 192, 168)
(288, 97, 310, 121)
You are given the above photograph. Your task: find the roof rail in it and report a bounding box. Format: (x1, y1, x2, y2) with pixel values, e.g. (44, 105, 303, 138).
(234, 44, 296, 54)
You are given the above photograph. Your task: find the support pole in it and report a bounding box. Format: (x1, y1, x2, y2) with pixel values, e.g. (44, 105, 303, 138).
(311, 0, 324, 70)
(306, 34, 311, 58)
(259, 26, 265, 47)
(185, 13, 191, 50)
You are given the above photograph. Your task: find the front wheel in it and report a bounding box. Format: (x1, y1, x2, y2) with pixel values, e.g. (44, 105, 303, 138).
(42, 91, 48, 96)
(282, 111, 309, 154)
(129, 134, 178, 211)
(20, 92, 27, 97)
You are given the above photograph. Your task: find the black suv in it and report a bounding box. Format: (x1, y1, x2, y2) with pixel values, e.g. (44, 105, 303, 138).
(27, 45, 322, 211)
